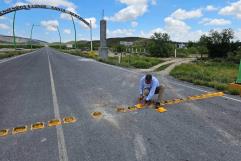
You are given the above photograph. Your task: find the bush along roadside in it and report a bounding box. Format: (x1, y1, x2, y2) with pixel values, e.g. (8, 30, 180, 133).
(170, 59, 240, 96)
(59, 49, 163, 69)
(0, 50, 34, 60)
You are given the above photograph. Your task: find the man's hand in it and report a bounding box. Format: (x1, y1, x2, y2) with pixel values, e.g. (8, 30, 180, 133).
(138, 94, 144, 101)
(144, 100, 151, 106)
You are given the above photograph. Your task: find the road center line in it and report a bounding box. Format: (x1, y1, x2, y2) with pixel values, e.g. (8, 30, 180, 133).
(47, 50, 69, 161)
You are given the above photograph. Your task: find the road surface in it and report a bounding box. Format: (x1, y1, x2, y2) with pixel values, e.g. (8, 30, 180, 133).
(0, 47, 241, 161)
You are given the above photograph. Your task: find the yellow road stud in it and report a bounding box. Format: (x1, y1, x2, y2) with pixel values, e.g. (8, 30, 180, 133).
(116, 108, 126, 112)
(12, 126, 27, 135)
(128, 106, 137, 111)
(31, 122, 45, 130)
(91, 112, 102, 119)
(48, 119, 61, 127)
(63, 117, 77, 124)
(165, 100, 174, 105)
(0, 129, 9, 137)
(156, 107, 167, 113)
(135, 103, 144, 109)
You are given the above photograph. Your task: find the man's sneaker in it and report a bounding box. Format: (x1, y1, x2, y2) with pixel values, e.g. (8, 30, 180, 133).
(155, 102, 161, 109)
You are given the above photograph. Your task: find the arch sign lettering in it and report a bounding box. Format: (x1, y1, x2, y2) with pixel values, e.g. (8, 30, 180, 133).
(0, 5, 90, 28)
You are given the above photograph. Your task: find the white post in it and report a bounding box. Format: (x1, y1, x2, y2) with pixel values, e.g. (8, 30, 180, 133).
(118, 55, 121, 64)
(90, 20, 93, 51)
(175, 48, 177, 58)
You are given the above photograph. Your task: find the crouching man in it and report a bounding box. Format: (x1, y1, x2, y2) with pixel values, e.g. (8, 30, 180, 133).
(139, 74, 165, 108)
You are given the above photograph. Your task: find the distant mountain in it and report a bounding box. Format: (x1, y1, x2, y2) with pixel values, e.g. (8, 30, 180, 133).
(0, 35, 47, 45)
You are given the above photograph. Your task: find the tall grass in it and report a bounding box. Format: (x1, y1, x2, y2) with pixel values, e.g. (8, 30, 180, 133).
(170, 59, 240, 95)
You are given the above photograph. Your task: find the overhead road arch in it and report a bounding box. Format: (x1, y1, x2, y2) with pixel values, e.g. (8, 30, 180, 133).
(0, 5, 93, 50)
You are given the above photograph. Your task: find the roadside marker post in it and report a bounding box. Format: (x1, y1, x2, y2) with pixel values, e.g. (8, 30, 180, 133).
(237, 60, 241, 84)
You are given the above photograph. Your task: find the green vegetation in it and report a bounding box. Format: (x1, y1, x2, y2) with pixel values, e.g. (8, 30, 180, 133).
(148, 33, 175, 57)
(154, 63, 173, 71)
(170, 59, 240, 95)
(100, 55, 163, 69)
(59, 49, 98, 59)
(58, 48, 163, 69)
(0, 50, 34, 59)
(0, 44, 44, 49)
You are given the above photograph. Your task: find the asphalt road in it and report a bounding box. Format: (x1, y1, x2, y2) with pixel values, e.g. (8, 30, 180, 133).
(0, 47, 241, 161)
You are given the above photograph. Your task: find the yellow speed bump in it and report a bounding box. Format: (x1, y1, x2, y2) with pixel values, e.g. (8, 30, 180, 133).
(12, 126, 27, 135)
(91, 112, 102, 119)
(48, 119, 61, 127)
(63, 117, 77, 124)
(0, 129, 9, 137)
(156, 107, 167, 113)
(135, 103, 144, 109)
(128, 106, 137, 111)
(31, 122, 45, 130)
(116, 108, 126, 113)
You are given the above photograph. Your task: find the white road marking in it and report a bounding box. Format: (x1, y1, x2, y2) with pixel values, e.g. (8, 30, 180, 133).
(134, 134, 147, 161)
(47, 50, 69, 161)
(0, 49, 39, 64)
(58, 50, 241, 103)
(169, 81, 241, 103)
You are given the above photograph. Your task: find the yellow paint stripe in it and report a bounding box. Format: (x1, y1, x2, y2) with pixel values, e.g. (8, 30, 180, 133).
(12, 126, 28, 135)
(91, 112, 102, 119)
(0, 129, 9, 137)
(63, 117, 77, 124)
(31, 122, 45, 130)
(48, 119, 62, 127)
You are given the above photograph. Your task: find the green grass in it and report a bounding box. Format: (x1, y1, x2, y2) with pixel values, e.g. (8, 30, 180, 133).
(100, 55, 163, 69)
(170, 59, 240, 95)
(60, 48, 163, 69)
(154, 63, 173, 71)
(0, 50, 33, 59)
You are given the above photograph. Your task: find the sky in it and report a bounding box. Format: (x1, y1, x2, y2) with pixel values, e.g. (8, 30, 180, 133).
(0, 0, 241, 42)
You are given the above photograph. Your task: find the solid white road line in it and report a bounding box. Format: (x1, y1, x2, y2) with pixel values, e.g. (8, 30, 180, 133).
(47, 50, 69, 161)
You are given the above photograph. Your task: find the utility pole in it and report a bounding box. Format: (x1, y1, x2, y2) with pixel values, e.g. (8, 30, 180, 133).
(29, 24, 40, 49)
(57, 26, 62, 49)
(71, 16, 77, 49)
(13, 11, 16, 50)
(90, 20, 93, 51)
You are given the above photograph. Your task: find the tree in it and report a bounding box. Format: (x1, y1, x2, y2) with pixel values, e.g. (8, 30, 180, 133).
(148, 32, 174, 57)
(198, 28, 235, 58)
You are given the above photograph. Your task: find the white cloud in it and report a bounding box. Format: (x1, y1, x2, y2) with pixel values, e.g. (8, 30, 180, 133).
(14, 2, 29, 6)
(106, 0, 155, 22)
(170, 8, 203, 20)
(0, 23, 10, 30)
(205, 5, 218, 11)
(140, 16, 205, 42)
(60, 7, 77, 20)
(219, 0, 241, 19)
(79, 17, 97, 29)
(131, 21, 138, 27)
(200, 18, 231, 26)
(64, 29, 71, 34)
(140, 28, 165, 38)
(41, 20, 59, 31)
(107, 29, 135, 37)
(26, 0, 76, 9)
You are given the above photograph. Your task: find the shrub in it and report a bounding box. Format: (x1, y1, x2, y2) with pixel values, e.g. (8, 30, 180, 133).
(227, 88, 240, 95)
